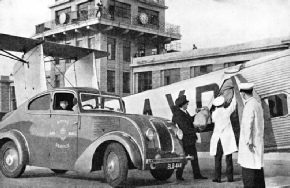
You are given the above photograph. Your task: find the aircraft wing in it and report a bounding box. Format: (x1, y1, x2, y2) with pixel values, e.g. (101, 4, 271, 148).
(0, 33, 109, 60)
(0, 33, 109, 107)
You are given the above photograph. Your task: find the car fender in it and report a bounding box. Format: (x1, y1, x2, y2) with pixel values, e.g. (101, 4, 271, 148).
(0, 130, 30, 166)
(74, 131, 142, 172)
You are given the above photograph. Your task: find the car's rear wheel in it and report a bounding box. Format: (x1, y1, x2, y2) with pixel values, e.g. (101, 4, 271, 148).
(150, 169, 174, 181)
(51, 169, 67, 174)
(0, 141, 26, 178)
(103, 143, 128, 187)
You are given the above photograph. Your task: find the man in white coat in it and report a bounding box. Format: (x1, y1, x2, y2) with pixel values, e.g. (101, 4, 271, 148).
(210, 95, 237, 183)
(238, 83, 265, 188)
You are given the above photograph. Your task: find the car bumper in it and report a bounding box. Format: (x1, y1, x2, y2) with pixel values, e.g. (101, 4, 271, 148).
(146, 155, 193, 164)
(145, 156, 194, 170)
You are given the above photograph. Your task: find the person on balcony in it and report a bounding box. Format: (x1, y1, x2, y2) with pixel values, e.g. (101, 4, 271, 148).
(96, 0, 103, 18)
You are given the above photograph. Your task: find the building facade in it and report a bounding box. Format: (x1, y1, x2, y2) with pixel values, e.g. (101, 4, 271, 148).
(33, 0, 181, 97)
(0, 76, 16, 119)
(131, 37, 290, 94)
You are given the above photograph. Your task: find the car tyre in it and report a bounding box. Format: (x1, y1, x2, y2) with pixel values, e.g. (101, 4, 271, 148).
(0, 141, 26, 178)
(51, 169, 67, 174)
(103, 143, 128, 187)
(150, 169, 174, 181)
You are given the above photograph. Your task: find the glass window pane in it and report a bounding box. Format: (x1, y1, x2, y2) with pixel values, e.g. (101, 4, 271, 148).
(268, 94, 288, 118)
(163, 69, 180, 85)
(190, 65, 212, 78)
(123, 40, 131, 62)
(80, 93, 123, 112)
(76, 40, 83, 47)
(113, 2, 131, 19)
(194, 66, 200, 77)
(107, 70, 115, 92)
(107, 37, 116, 60)
(138, 71, 152, 92)
(55, 74, 60, 88)
(53, 93, 75, 111)
(28, 94, 51, 110)
(123, 72, 130, 93)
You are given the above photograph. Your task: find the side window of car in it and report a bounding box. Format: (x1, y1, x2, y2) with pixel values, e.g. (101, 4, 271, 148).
(53, 92, 76, 111)
(267, 94, 288, 118)
(28, 94, 51, 111)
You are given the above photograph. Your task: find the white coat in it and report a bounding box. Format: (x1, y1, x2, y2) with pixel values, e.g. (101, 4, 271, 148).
(238, 97, 264, 169)
(210, 96, 238, 156)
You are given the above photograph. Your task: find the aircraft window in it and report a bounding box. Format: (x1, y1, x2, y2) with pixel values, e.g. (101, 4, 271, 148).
(53, 93, 75, 111)
(28, 94, 51, 111)
(268, 94, 288, 118)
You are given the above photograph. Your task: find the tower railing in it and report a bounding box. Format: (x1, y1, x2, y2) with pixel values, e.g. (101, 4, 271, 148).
(35, 8, 181, 37)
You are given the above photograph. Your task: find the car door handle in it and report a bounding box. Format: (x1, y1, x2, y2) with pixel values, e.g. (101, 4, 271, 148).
(72, 122, 78, 128)
(72, 122, 81, 129)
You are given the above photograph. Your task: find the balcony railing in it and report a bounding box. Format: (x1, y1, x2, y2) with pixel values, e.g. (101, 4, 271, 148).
(165, 42, 181, 52)
(137, 0, 165, 6)
(35, 8, 181, 37)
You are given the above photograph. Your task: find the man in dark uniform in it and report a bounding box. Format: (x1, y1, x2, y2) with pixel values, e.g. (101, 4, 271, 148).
(172, 95, 208, 181)
(96, 0, 103, 18)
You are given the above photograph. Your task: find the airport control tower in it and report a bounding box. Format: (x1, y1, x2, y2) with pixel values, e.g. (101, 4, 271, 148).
(33, 0, 181, 97)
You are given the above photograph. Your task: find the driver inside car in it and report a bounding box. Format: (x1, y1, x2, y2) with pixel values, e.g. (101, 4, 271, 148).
(56, 100, 69, 110)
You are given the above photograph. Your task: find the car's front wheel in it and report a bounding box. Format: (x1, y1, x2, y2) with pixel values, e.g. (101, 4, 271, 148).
(150, 169, 174, 181)
(0, 141, 26, 178)
(103, 143, 128, 187)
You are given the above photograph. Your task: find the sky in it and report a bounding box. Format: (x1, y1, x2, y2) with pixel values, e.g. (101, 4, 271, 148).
(0, 0, 290, 75)
(166, 0, 290, 49)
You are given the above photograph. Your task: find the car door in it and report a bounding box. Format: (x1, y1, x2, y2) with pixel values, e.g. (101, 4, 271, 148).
(48, 91, 79, 170)
(26, 92, 52, 167)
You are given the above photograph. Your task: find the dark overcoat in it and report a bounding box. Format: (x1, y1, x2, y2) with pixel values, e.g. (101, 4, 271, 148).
(172, 106, 197, 146)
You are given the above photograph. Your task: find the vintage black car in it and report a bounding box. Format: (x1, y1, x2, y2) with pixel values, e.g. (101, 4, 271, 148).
(0, 87, 189, 187)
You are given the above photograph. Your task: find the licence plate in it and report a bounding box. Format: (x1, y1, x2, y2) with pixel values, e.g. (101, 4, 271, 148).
(167, 162, 182, 169)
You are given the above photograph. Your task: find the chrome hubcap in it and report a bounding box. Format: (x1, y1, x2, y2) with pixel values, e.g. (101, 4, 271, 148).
(107, 152, 119, 180)
(4, 148, 19, 172)
(5, 155, 14, 166)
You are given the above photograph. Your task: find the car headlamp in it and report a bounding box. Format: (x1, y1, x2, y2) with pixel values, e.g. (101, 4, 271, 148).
(145, 128, 154, 141)
(175, 129, 183, 140)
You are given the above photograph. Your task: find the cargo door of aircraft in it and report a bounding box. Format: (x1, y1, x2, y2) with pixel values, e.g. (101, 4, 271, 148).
(48, 91, 79, 170)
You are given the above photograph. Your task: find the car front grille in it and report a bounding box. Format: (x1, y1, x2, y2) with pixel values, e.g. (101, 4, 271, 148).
(150, 119, 173, 152)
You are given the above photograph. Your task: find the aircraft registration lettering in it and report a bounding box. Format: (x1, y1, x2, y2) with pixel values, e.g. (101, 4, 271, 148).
(141, 84, 219, 117)
(165, 90, 185, 112)
(143, 99, 152, 115)
(196, 84, 219, 108)
(136, 83, 220, 144)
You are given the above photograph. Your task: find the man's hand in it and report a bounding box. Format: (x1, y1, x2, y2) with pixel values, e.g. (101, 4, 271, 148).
(248, 143, 255, 152)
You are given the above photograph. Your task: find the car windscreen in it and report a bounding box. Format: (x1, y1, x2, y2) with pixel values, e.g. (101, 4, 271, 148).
(80, 93, 124, 113)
